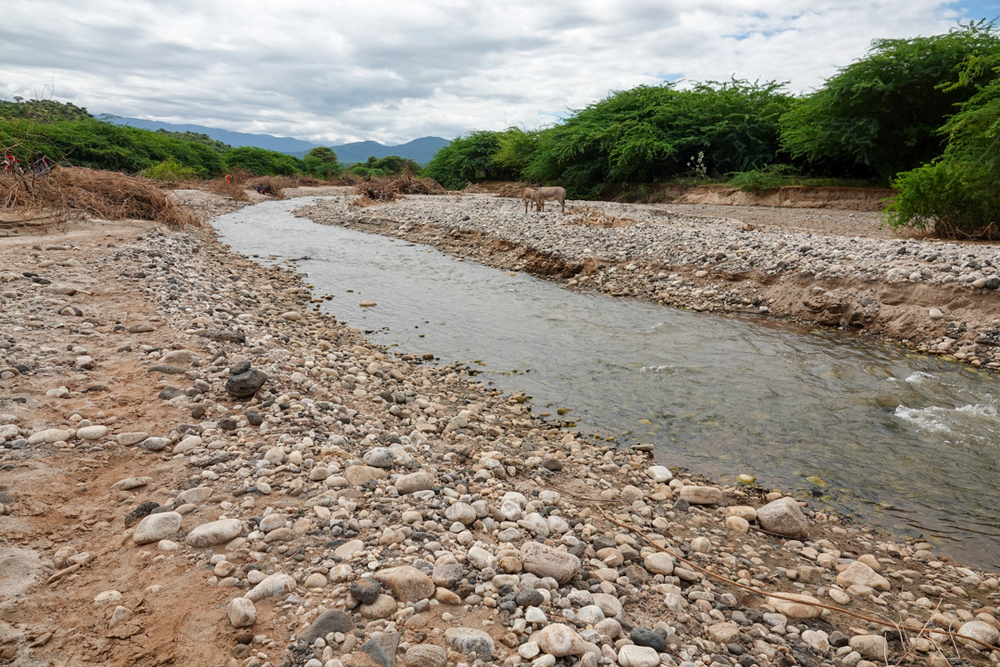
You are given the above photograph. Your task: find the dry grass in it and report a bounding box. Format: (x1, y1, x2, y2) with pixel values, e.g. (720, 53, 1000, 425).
(562, 204, 639, 228)
(0, 166, 198, 229)
(203, 172, 330, 201)
(349, 171, 446, 208)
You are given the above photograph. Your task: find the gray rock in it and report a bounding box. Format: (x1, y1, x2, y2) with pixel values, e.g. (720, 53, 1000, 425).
(351, 578, 383, 605)
(756, 497, 810, 537)
(364, 447, 395, 468)
(140, 436, 171, 451)
(395, 471, 437, 494)
(520, 541, 580, 584)
(245, 573, 295, 601)
(849, 634, 888, 660)
(444, 627, 495, 657)
(358, 631, 399, 667)
(630, 627, 665, 652)
(227, 597, 257, 628)
(298, 609, 354, 644)
(225, 362, 268, 398)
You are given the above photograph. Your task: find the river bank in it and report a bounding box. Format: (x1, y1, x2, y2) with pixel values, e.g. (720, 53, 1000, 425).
(295, 191, 1000, 373)
(0, 188, 998, 667)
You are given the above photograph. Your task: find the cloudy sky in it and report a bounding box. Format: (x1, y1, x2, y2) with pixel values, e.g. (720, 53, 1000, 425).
(3, 1, 998, 145)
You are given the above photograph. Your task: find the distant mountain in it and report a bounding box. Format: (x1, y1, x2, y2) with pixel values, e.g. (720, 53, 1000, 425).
(103, 116, 450, 165)
(304, 136, 451, 165)
(105, 117, 319, 154)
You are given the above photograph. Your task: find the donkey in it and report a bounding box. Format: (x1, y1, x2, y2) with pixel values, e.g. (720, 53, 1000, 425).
(529, 186, 566, 213)
(523, 187, 541, 214)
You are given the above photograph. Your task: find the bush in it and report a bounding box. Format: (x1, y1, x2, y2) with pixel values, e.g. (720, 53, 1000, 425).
(885, 50, 1000, 238)
(224, 146, 303, 176)
(729, 164, 802, 192)
(422, 130, 512, 190)
(780, 21, 1000, 182)
(524, 79, 793, 196)
(142, 158, 200, 182)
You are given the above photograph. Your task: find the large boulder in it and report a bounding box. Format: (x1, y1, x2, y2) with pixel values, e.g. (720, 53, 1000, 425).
(186, 518, 243, 547)
(756, 497, 809, 537)
(132, 511, 182, 544)
(520, 542, 580, 584)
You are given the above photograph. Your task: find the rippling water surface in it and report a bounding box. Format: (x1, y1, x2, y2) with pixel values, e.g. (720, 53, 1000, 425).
(215, 199, 1000, 569)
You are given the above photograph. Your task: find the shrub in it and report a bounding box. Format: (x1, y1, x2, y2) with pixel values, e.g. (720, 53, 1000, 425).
(729, 164, 802, 192)
(780, 21, 1000, 182)
(142, 158, 199, 182)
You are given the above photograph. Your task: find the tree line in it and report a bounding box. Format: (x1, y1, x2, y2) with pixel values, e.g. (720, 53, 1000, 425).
(424, 21, 1000, 236)
(0, 102, 419, 182)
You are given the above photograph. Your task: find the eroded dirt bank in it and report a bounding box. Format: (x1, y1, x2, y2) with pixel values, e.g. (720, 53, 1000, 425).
(0, 189, 999, 667)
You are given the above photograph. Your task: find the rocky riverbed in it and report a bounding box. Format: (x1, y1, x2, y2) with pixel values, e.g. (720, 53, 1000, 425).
(1, 188, 999, 667)
(297, 192, 1000, 372)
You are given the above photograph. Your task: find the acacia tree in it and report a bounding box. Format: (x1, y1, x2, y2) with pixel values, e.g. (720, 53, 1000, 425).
(303, 146, 340, 179)
(886, 50, 1000, 237)
(524, 79, 792, 195)
(780, 21, 1000, 182)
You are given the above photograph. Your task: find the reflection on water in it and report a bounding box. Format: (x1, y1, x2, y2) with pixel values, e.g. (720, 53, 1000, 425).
(215, 199, 1000, 570)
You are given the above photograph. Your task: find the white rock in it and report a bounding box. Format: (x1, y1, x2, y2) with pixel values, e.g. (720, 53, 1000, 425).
(227, 597, 257, 627)
(647, 466, 673, 483)
(132, 512, 182, 544)
(245, 573, 296, 601)
(186, 519, 244, 547)
(76, 425, 108, 440)
(617, 644, 660, 667)
(643, 552, 674, 575)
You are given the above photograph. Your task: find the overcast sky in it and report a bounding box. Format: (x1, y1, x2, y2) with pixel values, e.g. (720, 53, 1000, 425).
(3, 1, 998, 146)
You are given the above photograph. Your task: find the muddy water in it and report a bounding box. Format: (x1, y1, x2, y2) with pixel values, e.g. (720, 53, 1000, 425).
(215, 199, 1000, 569)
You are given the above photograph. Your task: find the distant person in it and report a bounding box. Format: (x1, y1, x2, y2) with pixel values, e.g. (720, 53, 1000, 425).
(31, 152, 50, 176)
(3, 152, 21, 173)
(225, 173, 233, 183)
(256, 184, 265, 194)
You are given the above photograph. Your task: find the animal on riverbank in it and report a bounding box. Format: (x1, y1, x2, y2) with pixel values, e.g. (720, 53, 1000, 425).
(527, 186, 566, 213)
(523, 187, 541, 214)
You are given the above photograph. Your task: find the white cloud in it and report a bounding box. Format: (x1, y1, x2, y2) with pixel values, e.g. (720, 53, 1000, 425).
(0, 0, 984, 144)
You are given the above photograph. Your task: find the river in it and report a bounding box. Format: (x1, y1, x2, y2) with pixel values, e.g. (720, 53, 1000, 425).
(214, 198, 1000, 570)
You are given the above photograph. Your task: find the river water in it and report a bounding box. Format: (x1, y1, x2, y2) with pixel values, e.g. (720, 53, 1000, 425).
(214, 199, 1000, 570)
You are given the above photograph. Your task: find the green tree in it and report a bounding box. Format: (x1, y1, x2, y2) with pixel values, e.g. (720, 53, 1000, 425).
(524, 79, 792, 195)
(493, 127, 540, 176)
(303, 146, 340, 178)
(886, 50, 1000, 237)
(780, 21, 1000, 182)
(224, 146, 303, 175)
(422, 130, 513, 189)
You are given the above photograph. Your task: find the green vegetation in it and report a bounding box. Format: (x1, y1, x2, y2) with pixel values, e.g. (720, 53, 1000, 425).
(423, 20, 999, 236)
(0, 101, 310, 180)
(223, 146, 302, 176)
(141, 157, 200, 181)
(886, 50, 1000, 237)
(346, 155, 421, 178)
(779, 21, 1000, 182)
(303, 146, 341, 179)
